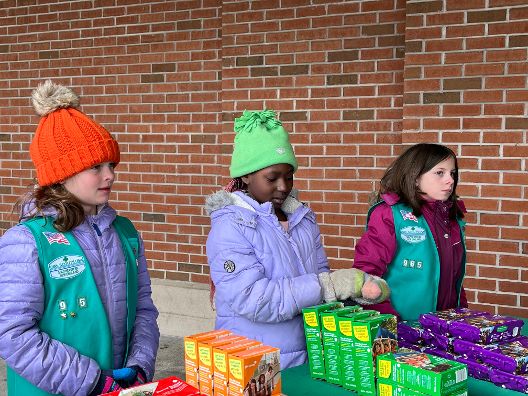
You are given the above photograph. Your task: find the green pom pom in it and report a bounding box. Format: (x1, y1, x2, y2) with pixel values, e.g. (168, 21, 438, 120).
(234, 109, 282, 134)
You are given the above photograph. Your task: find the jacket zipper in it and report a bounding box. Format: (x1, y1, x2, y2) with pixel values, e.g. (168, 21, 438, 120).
(90, 220, 116, 339)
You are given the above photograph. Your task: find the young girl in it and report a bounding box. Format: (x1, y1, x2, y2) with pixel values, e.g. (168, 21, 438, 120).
(353, 143, 468, 321)
(205, 110, 389, 369)
(0, 80, 160, 395)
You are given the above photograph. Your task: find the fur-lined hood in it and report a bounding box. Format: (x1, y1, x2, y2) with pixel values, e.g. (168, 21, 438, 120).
(205, 189, 303, 216)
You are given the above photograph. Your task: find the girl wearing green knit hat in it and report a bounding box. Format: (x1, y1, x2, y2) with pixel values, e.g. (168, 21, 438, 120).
(205, 110, 390, 369)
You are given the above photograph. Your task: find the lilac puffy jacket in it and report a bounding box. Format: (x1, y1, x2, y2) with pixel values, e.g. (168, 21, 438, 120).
(205, 191, 328, 369)
(0, 204, 159, 396)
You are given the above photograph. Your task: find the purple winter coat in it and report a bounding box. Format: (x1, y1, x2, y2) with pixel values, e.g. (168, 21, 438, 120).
(0, 204, 159, 396)
(205, 191, 328, 369)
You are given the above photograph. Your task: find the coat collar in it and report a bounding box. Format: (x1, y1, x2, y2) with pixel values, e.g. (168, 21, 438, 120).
(205, 189, 303, 216)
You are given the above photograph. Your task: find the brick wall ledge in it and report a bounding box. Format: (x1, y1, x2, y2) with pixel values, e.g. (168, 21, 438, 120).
(151, 278, 215, 337)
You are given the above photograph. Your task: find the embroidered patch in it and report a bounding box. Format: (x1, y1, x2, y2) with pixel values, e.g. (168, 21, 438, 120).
(276, 147, 286, 155)
(400, 210, 418, 223)
(43, 231, 70, 245)
(401, 226, 426, 244)
(48, 255, 86, 280)
(224, 260, 236, 273)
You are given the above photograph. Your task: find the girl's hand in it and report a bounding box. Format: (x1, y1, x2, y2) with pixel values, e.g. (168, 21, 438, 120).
(359, 274, 391, 304)
(318, 269, 391, 304)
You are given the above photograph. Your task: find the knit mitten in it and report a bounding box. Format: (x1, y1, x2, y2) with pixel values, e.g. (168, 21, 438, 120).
(319, 269, 391, 304)
(354, 273, 391, 305)
(318, 268, 366, 301)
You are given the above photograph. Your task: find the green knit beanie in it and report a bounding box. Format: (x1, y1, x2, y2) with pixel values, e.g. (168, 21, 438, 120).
(229, 109, 298, 178)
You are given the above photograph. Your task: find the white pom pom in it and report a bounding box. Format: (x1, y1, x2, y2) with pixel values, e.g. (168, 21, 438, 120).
(31, 80, 80, 116)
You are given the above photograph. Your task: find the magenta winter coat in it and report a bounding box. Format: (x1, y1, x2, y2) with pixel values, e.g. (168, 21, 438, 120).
(0, 204, 159, 396)
(205, 191, 328, 369)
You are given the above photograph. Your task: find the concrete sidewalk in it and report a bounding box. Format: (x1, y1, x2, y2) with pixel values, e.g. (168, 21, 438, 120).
(0, 335, 185, 395)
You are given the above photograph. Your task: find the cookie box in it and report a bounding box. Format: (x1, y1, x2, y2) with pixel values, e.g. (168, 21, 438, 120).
(398, 320, 425, 345)
(418, 309, 488, 336)
(448, 314, 523, 344)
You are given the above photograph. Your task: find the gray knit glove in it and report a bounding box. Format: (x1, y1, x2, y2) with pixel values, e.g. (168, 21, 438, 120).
(318, 270, 390, 304)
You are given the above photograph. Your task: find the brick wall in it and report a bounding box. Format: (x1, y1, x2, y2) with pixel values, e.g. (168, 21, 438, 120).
(404, 0, 528, 317)
(0, 0, 526, 316)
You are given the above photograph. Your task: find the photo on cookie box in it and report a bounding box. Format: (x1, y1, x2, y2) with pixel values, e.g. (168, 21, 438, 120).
(239, 352, 280, 396)
(395, 350, 452, 372)
(372, 338, 398, 360)
(372, 319, 398, 356)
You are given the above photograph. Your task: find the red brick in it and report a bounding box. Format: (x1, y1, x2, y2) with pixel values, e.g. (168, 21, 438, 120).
(486, 49, 527, 62)
(405, 26, 442, 41)
(442, 104, 481, 117)
(424, 65, 462, 78)
(423, 118, 460, 130)
(444, 50, 484, 64)
(463, 90, 504, 103)
(497, 306, 528, 318)
(463, 117, 502, 130)
(486, 76, 527, 89)
(426, 12, 465, 25)
(484, 104, 524, 116)
(405, 79, 441, 91)
(465, 63, 505, 76)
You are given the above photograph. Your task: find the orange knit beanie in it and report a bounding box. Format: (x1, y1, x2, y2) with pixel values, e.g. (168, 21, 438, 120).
(30, 80, 120, 187)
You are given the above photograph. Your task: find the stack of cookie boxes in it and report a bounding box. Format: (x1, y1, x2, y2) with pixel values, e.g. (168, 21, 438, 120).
(184, 329, 281, 396)
(303, 302, 413, 395)
(398, 308, 528, 393)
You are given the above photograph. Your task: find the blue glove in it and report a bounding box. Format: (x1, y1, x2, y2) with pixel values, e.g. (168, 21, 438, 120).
(112, 367, 137, 383)
(112, 366, 147, 388)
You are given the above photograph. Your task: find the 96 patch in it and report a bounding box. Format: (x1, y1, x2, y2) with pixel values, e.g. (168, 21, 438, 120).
(224, 260, 235, 273)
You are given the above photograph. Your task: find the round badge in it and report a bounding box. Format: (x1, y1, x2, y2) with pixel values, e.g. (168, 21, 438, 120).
(224, 260, 236, 273)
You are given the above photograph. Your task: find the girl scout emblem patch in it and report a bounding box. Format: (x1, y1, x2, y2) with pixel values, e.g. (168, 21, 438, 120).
(48, 255, 86, 279)
(401, 226, 426, 244)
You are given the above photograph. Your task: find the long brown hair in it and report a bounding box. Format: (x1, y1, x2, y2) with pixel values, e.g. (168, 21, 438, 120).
(17, 183, 86, 232)
(376, 143, 463, 219)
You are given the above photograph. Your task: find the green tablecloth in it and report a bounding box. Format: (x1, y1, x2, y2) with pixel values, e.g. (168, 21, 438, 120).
(282, 318, 528, 396)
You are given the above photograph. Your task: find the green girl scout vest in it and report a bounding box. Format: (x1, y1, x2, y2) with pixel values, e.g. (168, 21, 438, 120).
(367, 201, 466, 321)
(7, 216, 139, 396)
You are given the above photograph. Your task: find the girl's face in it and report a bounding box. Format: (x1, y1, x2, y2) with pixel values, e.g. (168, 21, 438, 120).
(242, 163, 294, 210)
(63, 162, 116, 215)
(417, 156, 456, 202)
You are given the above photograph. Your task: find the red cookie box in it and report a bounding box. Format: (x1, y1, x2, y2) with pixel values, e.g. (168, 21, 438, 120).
(101, 376, 202, 396)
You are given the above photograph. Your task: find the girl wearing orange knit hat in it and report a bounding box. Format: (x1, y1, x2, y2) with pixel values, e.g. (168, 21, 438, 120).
(0, 80, 159, 396)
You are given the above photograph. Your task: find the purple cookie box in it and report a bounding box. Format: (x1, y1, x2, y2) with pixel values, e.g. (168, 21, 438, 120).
(397, 321, 424, 344)
(397, 340, 426, 352)
(453, 336, 528, 374)
(489, 369, 528, 393)
(423, 330, 456, 351)
(418, 308, 489, 336)
(455, 356, 491, 381)
(449, 314, 524, 344)
(423, 347, 458, 361)
(452, 338, 485, 361)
